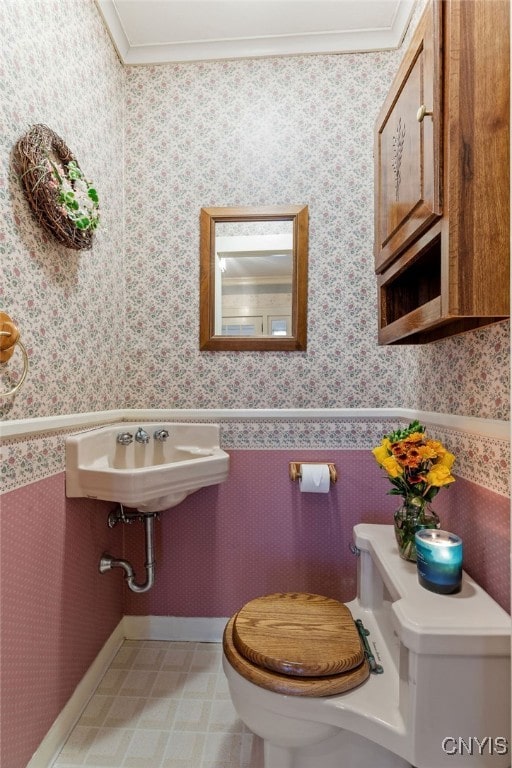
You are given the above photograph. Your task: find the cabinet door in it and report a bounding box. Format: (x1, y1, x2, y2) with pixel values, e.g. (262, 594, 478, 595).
(374, 0, 442, 273)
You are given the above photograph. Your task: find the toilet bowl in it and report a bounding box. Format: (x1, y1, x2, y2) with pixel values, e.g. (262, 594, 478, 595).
(222, 524, 511, 768)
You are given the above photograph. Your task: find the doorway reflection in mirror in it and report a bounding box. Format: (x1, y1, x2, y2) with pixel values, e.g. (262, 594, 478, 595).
(215, 220, 293, 338)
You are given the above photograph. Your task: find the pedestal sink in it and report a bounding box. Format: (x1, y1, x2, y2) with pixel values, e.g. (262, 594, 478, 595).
(65, 422, 229, 512)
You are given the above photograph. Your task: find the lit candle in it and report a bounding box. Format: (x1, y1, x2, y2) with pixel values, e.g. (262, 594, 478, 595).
(415, 530, 463, 594)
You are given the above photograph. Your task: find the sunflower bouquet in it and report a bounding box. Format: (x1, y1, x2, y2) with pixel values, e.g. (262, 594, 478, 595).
(372, 421, 456, 559)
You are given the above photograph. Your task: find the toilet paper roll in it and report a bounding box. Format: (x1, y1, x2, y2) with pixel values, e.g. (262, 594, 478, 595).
(299, 464, 331, 493)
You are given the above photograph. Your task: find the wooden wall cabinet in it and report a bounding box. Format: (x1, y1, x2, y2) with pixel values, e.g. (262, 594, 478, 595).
(374, 0, 509, 344)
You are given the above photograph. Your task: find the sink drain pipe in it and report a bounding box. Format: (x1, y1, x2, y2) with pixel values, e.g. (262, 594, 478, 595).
(99, 505, 157, 593)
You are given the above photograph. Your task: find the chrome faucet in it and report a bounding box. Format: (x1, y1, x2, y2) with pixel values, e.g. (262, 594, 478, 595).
(135, 427, 150, 444)
(154, 428, 170, 442)
(116, 431, 133, 445)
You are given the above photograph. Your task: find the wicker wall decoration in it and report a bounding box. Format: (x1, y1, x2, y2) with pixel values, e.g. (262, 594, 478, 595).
(14, 124, 99, 251)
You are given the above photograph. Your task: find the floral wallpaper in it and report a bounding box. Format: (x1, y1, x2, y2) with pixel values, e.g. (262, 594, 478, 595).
(0, 0, 125, 421)
(0, 0, 509, 424)
(122, 39, 509, 418)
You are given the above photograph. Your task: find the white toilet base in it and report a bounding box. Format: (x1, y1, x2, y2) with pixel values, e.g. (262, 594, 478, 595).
(223, 656, 410, 768)
(264, 729, 410, 768)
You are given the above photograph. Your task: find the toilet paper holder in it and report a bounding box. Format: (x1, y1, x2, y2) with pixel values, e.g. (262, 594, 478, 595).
(289, 462, 337, 484)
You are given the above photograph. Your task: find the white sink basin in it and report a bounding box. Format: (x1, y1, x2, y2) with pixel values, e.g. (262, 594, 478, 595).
(65, 422, 229, 512)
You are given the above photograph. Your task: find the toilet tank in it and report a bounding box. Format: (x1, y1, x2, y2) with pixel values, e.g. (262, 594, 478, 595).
(353, 524, 511, 768)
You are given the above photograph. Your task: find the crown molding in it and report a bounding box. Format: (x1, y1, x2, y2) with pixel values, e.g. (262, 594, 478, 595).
(95, 0, 416, 66)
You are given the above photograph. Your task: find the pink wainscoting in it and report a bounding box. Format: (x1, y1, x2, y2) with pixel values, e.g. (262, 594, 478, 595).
(0, 476, 123, 768)
(434, 478, 511, 613)
(1, 455, 509, 768)
(122, 450, 510, 616)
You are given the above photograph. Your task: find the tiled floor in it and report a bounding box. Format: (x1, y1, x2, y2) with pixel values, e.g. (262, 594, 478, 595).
(52, 640, 263, 768)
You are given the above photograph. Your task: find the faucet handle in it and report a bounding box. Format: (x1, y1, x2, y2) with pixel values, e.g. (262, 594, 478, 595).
(116, 432, 133, 445)
(135, 427, 150, 444)
(154, 428, 170, 442)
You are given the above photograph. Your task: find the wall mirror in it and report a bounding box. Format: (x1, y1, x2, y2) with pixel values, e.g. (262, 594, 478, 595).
(200, 205, 308, 351)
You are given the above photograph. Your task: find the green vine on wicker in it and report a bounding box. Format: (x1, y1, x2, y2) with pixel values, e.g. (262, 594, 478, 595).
(50, 158, 99, 231)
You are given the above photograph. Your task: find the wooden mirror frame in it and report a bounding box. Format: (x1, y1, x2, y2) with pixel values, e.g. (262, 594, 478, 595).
(200, 205, 308, 351)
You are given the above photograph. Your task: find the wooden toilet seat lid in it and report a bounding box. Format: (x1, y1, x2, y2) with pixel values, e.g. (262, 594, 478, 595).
(232, 592, 364, 677)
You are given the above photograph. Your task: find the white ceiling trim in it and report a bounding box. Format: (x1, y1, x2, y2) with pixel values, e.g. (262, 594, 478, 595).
(95, 0, 416, 66)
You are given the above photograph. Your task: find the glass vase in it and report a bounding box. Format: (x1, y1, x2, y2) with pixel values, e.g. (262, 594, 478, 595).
(393, 500, 440, 562)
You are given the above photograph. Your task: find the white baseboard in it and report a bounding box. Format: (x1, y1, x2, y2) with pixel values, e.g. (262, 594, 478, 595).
(26, 620, 126, 768)
(123, 614, 229, 642)
(26, 616, 227, 767)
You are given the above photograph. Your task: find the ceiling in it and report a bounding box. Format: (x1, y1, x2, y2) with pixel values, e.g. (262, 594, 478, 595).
(95, 0, 416, 65)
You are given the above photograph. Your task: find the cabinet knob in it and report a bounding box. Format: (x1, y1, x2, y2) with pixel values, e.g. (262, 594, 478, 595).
(416, 104, 433, 122)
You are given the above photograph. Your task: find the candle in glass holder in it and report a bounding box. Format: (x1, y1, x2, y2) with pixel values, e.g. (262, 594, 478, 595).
(415, 530, 463, 594)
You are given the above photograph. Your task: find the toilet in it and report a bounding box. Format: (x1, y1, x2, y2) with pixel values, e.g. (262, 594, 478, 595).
(222, 524, 511, 768)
